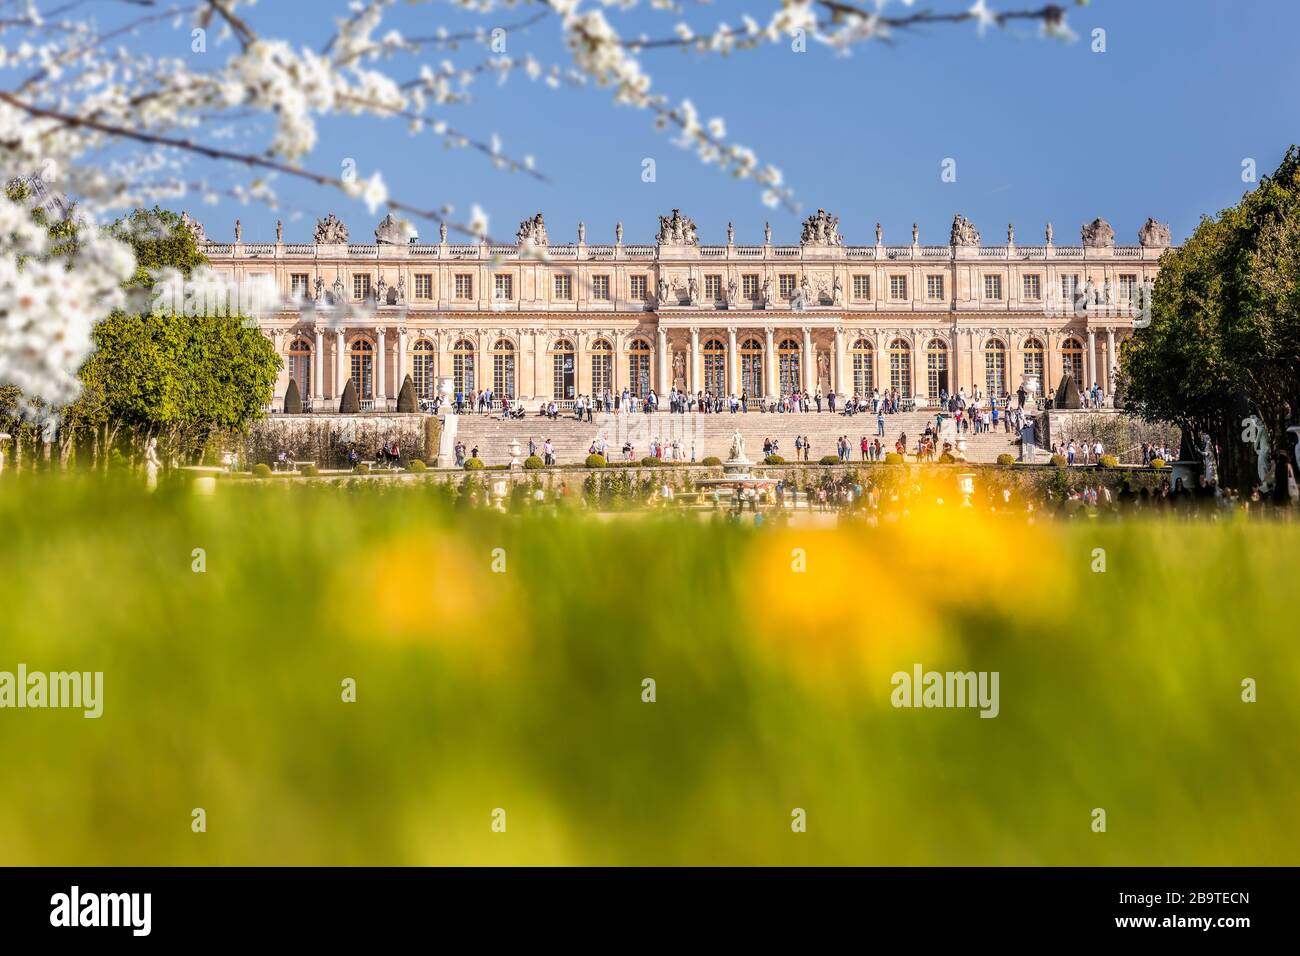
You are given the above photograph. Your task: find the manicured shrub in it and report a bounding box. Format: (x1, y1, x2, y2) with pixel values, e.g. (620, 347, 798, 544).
(523, 455, 545, 470)
(1098, 454, 1119, 468)
(282, 378, 303, 414)
(252, 463, 272, 478)
(1050, 454, 1068, 468)
(700, 456, 722, 467)
(938, 452, 956, 464)
(354, 462, 371, 475)
(396, 374, 418, 413)
(1150, 458, 1168, 469)
(819, 455, 840, 466)
(996, 453, 1016, 467)
(763, 455, 785, 465)
(884, 452, 904, 464)
(407, 459, 427, 473)
(463, 457, 485, 471)
(299, 464, 320, 477)
(337, 377, 359, 414)
(584, 454, 607, 469)
(640, 456, 660, 467)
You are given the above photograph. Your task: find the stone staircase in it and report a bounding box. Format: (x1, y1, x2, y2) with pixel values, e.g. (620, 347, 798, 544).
(450, 408, 1023, 466)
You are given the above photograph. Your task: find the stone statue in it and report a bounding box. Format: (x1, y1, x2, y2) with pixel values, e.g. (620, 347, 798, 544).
(313, 276, 325, 304)
(1102, 279, 1113, 306)
(672, 350, 686, 388)
(276, 219, 283, 242)
(376, 276, 388, 304)
(439, 222, 448, 243)
(1007, 222, 1015, 244)
(179, 211, 206, 245)
(658, 277, 670, 303)
(729, 428, 746, 462)
(817, 351, 830, 388)
(1081, 217, 1115, 248)
(799, 208, 842, 246)
(687, 276, 699, 305)
(332, 276, 345, 303)
(762, 275, 774, 307)
(615, 221, 623, 244)
(578, 221, 586, 243)
(832, 273, 844, 306)
(764, 222, 772, 244)
(875, 222, 883, 244)
(516, 212, 548, 247)
(727, 277, 739, 305)
(375, 212, 412, 244)
(656, 208, 699, 245)
(234, 219, 242, 242)
(912, 223, 919, 244)
(396, 275, 406, 303)
(314, 213, 349, 244)
(1138, 217, 1172, 248)
(1046, 222, 1054, 244)
(950, 213, 980, 246)
(727, 221, 735, 244)
(1199, 431, 1217, 484)
(792, 277, 810, 311)
(1079, 278, 1096, 311)
(144, 437, 161, 492)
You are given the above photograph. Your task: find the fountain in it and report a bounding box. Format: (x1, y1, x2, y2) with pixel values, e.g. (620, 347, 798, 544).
(695, 428, 779, 506)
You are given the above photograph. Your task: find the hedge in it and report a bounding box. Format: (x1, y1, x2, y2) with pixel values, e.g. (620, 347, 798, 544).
(463, 458, 485, 471)
(406, 459, 427, 473)
(523, 455, 545, 470)
(1098, 455, 1119, 468)
(764, 455, 785, 465)
(884, 452, 904, 465)
(996, 453, 1016, 467)
(818, 455, 840, 466)
(252, 463, 272, 478)
(584, 453, 607, 469)
(1050, 454, 1068, 468)
(353, 462, 371, 475)
(700, 456, 722, 466)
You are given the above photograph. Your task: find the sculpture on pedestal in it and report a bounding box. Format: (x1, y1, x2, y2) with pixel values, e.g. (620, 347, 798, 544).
(656, 209, 699, 245)
(314, 213, 349, 244)
(1081, 217, 1115, 248)
(950, 214, 980, 246)
(144, 438, 161, 492)
(1138, 217, 1172, 248)
(800, 209, 842, 246)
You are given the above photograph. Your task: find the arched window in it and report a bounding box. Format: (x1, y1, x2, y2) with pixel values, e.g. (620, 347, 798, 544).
(551, 338, 575, 400)
(984, 338, 1007, 396)
(452, 338, 476, 397)
(888, 338, 912, 396)
(925, 338, 949, 400)
(740, 337, 763, 398)
(850, 338, 874, 397)
(628, 338, 651, 398)
(492, 338, 516, 399)
(778, 337, 801, 396)
(1021, 337, 1045, 391)
(1061, 336, 1084, 386)
(349, 338, 374, 399)
(703, 338, 727, 395)
(287, 338, 312, 398)
(590, 339, 612, 397)
(412, 340, 435, 400)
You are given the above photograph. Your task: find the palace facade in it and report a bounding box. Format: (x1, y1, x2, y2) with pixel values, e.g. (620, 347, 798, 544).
(197, 209, 1174, 411)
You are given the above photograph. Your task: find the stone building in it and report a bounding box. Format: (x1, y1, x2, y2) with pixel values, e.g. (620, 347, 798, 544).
(198, 209, 1173, 411)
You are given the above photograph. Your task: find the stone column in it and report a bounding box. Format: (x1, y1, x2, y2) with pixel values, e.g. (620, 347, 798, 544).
(833, 326, 845, 397)
(313, 327, 324, 402)
(335, 329, 346, 404)
(1086, 328, 1096, 391)
(802, 326, 814, 392)
(691, 325, 702, 392)
(1106, 327, 1116, 396)
(657, 327, 669, 394)
(376, 326, 387, 404)
(397, 327, 407, 395)
(764, 326, 777, 398)
(727, 327, 739, 396)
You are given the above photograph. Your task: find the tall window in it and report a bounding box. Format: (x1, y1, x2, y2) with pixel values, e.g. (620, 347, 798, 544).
(703, 339, 726, 395)
(290, 274, 310, 299)
(704, 274, 722, 302)
(1119, 273, 1137, 304)
(628, 339, 651, 397)
(452, 338, 475, 396)
(591, 275, 611, 301)
(888, 338, 912, 395)
(554, 273, 573, 300)
(349, 339, 374, 398)
(412, 340, 435, 400)
(778, 338, 801, 395)
(850, 339, 874, 396)
(779, 274, 796, 298)
(493, 273, 513, 300)
(492, 339, 516, 399)
(889, 275, 908, 300)
(853, 274, 871, 300)
(984, 338, 1007, 395)
(590, 339, 612, 396)
(984, 275, 1003, 300)
(1022, 337, 1044, 390)
(743, 274, 760, 300)
(1061, 337, 1084, 385)
(552, 339, 575, 400)
(1061, 274, 1079, 303)
(414, 273, 432, 299)
(925, 339, 949, 399)
(352, 273, 372, 301)
(1022, 274, 1042, 300)
(740, 338, 764, 398)
(454, 273, 474, 300)
(288, 338, 312, 397)
(629, 275, 647, 301)
(926, 275, 945, 300)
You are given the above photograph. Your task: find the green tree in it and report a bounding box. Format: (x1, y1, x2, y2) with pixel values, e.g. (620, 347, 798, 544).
(1121, 147, 1300, 496)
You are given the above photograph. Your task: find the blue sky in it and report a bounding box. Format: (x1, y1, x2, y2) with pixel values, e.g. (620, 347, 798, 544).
(144, 0, 1300, 246)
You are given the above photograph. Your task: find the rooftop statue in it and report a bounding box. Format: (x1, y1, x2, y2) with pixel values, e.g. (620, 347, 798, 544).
(800, 208, 843, 246)
(950, 214, 980, 246)
(1081, 217, 1115, 248)
(656, 208, 699, 246)
(314, 213, 349, 244)
(1138, 217, 1172, 248)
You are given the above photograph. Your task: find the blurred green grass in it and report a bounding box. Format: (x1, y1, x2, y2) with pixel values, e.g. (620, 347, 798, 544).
(0, 475, 1296, 865)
